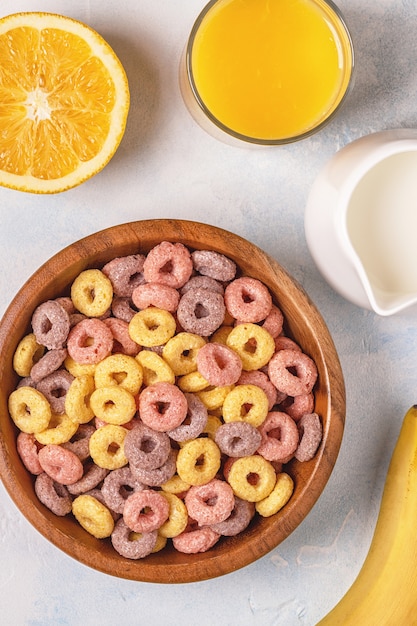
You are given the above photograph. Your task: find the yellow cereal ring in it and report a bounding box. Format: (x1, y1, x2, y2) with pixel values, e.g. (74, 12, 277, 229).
(136, 350, 175, 386)
(176, 438, 221, 486)
(202, 414, 223, 440)
(128, 308, 176, 347)
(90, 386, 136, 425)
(226, 323, 275, 371)
(177, 370, 209, 392)
(94, 354, 143, 395)
(72, 494, 115, 538)
(255, 472, 294, 517)
(196, 384, 234, 411)
(89, 424, 128, 469)
(227, 455, 276, 502)
(222, 384, 269, 427)
(152, 533, 168, 553)
(8, 386, 51, 434)
(13, 333, 45, 377)
(161, 473, 190, 495)
(159, 492, 188, 538)
(71, 269, 113, 317)
(210, 326, 233, 345)
(64, 355, 96, 378)
(65, 374, 95, 424)
(162, 332, 206, 376)
(35, 413, 78, 445)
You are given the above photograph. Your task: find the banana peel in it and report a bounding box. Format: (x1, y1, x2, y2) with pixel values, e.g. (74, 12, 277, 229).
(318, 405, 417, 625)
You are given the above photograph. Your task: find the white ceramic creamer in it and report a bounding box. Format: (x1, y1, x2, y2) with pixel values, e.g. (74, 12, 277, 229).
(305, 129, 417, 315)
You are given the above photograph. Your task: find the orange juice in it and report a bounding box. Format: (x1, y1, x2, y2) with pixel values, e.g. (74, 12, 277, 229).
(188, 0, 353, 143)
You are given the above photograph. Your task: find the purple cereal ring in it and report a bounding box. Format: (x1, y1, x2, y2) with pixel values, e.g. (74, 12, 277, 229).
(176, 288, 225, 336)
(123, 489, 170, 533)
(184, 478, 235, 525)
(224, 277, 272, 323)
(196, 342, 242, 386)
(279, 392, 315, 421)
(67, 318, 113, 365)
(191, 250, 237, 282)
(101, 466, 145, 514)
(16, 432, 43, 475)
(66, 462, 109, 495)
(167, 392, 208, 442)
(172, 524, 220, 554)
(124, 423, 171, 470)
(260, 305, 284, 338)
(35, 472, 73, 516)
(257, 411, 299, 462)
(62, 424, 95, 461)
(139, 382, 188, 432)
(215, 421, 262, 457)
(103, 317, 141, 356)
(131, 283, 180, 313)
(36, 369, 74, 414)
(210, 496, 255, 536)
(31, 300, 71, 350)
(111, 518, 157, 559)
(111, 297, 138, 323)
(38, 444, 84, 485)
(268, 349, 318, 396)
(180, 275, 224, 296)
(143, 242, 193, 289)
(30, 348, 68, 383)
(237, 370, 278, 410)
(130, 448, 177, 487)
(295, 412, 322, 462)
(102, 254, 146, 297)
(54, 297, 76, 315)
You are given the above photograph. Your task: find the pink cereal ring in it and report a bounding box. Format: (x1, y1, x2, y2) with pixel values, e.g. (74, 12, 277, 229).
(185, 478, 235, 525)
(279, 392, 315, 421)
(172, 523, 220, 554)
(224, 277, 272, 323)
(260, 305, 284, 338)
(191, 249, 237, 282)
(103, 317, 141, 356)
(67, 318, 113, 365)
(274, 335, 302, 352)
(257, 411, 299, 462)
(139, 382, 188, 431)
(268, 349, 318, 396)
(295, 412, 323, 462)
(123, 489, 170, 533)
(102, 254, 146, 297)
(16, 432, 43, 475)
(196, 342, 242, 386)
(237, 370, 278, 410)
(143, 242, 193, 289)
(38, 444, 84, 485)
(34, 472, 73, 516)
(131, 283, 180, 313)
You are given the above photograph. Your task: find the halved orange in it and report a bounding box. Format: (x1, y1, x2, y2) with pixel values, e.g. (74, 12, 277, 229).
(0, 12, 130, 193)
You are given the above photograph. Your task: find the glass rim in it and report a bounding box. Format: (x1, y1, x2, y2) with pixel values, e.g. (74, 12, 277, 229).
(185, 0, 355, 146)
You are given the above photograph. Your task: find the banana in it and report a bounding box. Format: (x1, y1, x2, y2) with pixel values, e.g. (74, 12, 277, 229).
(318, 404, 417, 625)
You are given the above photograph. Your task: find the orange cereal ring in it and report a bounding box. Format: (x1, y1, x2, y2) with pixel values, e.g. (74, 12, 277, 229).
(102, 254, 146, 298)
(67, 318, 113, 365)
(294, 412, 323, 462)
(162, 332, 206, 376)
(226, 323, 275, 371)
(123, 489, 170, 533)
(89, 424, 128, 470)
(136, 350, 175, 386)
(222, 384, 269, 427)
(227, 455, 276, 502)
(38, 444, 84, 485)
(184, 479, 235, 525)
(257, 411, 299, 462)
(268, 348, 318, 396)
(72, 494, 115, 538)
(103, 317, 141, 356)
(65, 374, 96, 424)
(35, 412, 79, 446)
(196, 342, 242, 387)
(90, 386, 137, 425)
(128, 307, 176, 347)
(131, 283, 180, 312)
(70, 269, 113, 317)
(143, 241, 193, 289)
(139, 382, 187, 432)
(13, 333, 45, 377)
(176, 438, 221, 486)
(111, 518, 157, 559)
(16, 432, 43, 475)
(225, 277, 272, 323)
(94, 353, 143, 395)
(158, 492, 188, 538)
(8, 386, 51, 434)
(255, 472, 294, 517)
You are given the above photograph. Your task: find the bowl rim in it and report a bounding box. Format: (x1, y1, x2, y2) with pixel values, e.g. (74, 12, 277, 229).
(0, 218, 346, 583)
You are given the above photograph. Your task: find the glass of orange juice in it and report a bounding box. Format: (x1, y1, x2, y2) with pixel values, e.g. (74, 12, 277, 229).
(180, 0, 354, 145)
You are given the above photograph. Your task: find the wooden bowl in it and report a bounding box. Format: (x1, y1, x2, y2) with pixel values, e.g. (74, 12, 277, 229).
(0, 219, 345, 583)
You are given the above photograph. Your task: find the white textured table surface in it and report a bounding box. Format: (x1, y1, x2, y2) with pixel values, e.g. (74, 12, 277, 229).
(1, 1, 417, 624)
